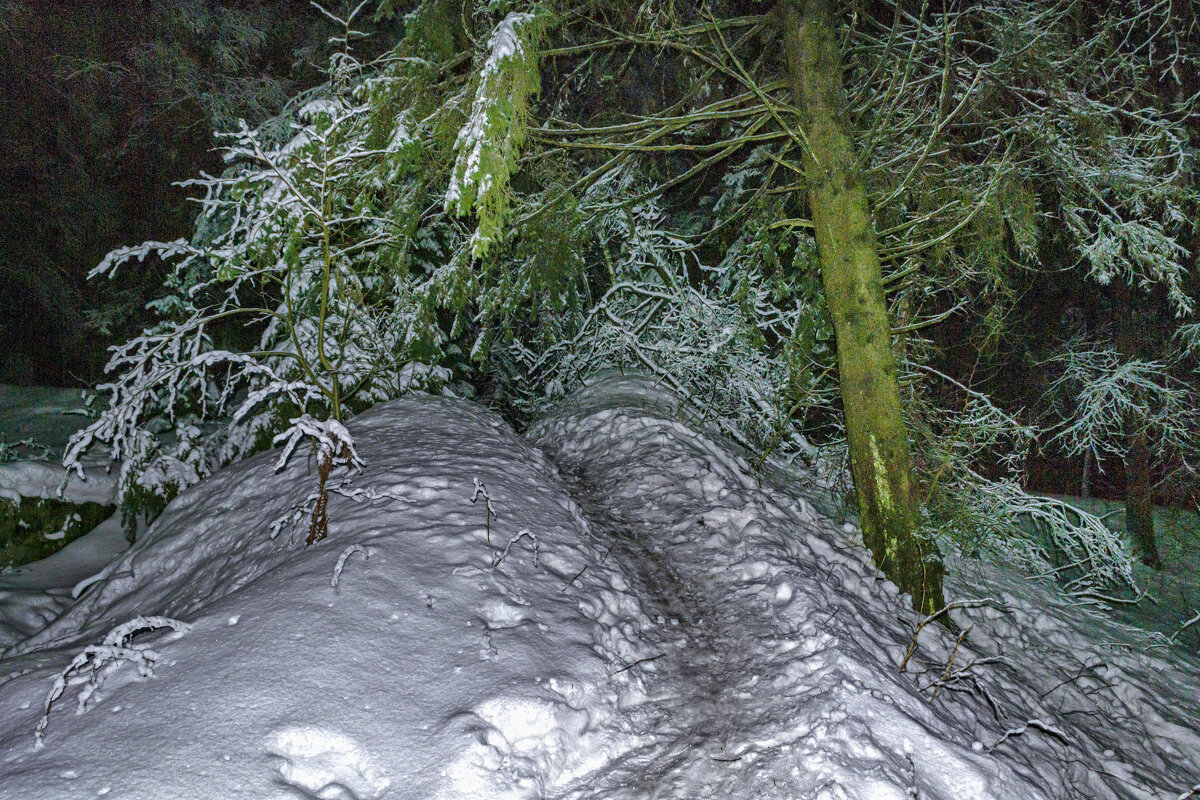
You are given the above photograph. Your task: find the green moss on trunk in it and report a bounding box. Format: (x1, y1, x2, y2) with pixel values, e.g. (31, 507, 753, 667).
(779, 0, 943, 615)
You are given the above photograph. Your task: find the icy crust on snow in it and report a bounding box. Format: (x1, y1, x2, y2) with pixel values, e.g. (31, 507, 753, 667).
(528, 376, 1200, 800)
(0, 396, 650, 800)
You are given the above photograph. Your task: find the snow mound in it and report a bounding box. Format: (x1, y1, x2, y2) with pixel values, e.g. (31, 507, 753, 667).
(268, 726, 392, 800)
(0, 461, 117, 506)
(0, 379, 1196, 799)
(0, 396, 648, 799)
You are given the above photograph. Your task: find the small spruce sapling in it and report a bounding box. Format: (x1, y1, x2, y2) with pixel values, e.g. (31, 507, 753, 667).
(64, 3, 446, 540)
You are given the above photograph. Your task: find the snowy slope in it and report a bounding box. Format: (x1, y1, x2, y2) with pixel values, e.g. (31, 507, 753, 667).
(0, 379, 1196, 799)
(0, 515, 129, 649)
(0, 396, 649, 799)
(531, 377, 1200, 799)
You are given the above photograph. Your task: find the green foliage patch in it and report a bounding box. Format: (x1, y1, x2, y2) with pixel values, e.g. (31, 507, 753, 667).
(0, 497, 115, 569)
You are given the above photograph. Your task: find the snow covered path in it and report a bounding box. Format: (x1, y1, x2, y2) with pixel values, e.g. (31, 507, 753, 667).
(532, 380, 1048, 799)
(532, 377, 1200, 799)
(556, 467, 775, 795)
(0, 378, 1196, 799)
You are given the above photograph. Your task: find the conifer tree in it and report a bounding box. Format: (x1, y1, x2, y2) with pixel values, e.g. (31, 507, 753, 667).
(75, 0, 1196, 618)
(779, 0, 942, 614)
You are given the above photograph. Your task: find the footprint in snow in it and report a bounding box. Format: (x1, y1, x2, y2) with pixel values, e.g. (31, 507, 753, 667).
(267, 726, 391, 800)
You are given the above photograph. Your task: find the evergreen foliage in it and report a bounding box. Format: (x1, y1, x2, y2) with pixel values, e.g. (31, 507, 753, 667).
(71, 0, 1199, 614)
(446, 10, 549, 258)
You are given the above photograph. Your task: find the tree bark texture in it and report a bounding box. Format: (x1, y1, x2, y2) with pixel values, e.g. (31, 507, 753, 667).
(779, 0, 944, 615)
(1113, 284, 1161, 570)
(1125, 430, 1162, 569)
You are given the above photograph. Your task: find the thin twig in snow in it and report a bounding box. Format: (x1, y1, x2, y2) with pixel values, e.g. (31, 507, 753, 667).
(610, 652, 665, 676)
(1173, 610, 1200, 643)
(900, 598, 997, 673)
(35, 616, 190, 749)
(471, 477, 498, 542)
(562, 565, 588, 592)
(331, 544, 369, 592)
(492, 529, 539, 568)
(929, 623, 973, 702)
(987, 719, 1069, 752)
(1039, 660, 1106, 700)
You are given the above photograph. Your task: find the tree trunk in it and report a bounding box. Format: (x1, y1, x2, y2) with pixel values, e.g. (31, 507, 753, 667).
(779, 0, 944, 615)
(1112, 282, 1161, 570)
(1125, 429, 1162, 569)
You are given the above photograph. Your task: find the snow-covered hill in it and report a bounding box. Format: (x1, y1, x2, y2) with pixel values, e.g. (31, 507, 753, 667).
(0, 379, 1196, 799)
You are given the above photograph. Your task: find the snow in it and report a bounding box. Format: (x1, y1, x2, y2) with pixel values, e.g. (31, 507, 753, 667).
(0, 515, 131, 656)
(0, 462, 116, 507)
(0, 377, 1196, 799)
(0, 384, 116, 506)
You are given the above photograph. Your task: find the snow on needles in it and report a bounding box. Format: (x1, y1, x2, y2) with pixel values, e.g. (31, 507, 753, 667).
(445, 12, 535, 209)
(0, 378, 1197, 799)
(444, 12, 543, 259)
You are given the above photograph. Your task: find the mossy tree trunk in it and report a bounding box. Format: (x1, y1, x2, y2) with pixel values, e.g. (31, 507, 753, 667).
(1125, 429, 1162, 569)
(779, 0, 944, 615)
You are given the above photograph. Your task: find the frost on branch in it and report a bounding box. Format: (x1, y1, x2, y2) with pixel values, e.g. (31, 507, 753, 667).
(497, 165, 818, 467)
(945, 476, 1138, 606)
(445, 11, 547, 259)
(492, 528, 539, 568)
(273, 415, 364, 546)
(35, 616, 191, 749)
(272, 414, 362, 475)
(1041, 341, 1199, 472)
(67, 30, 450, 530)
(89, 239, 194, 281)
(331, 544, 369, 593)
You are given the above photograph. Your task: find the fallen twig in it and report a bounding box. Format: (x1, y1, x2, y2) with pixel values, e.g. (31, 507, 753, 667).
(331, 544, 369, 593)
(988, 719, 1068, 752)
(492, 529, 539, 568)
(929, 623, 973, 702)
(36, 616, 190, 749)
(1172, 610, 1200, 644)
(610, 652, 665, 676)
(1039, 660, 1106, 700)
(471, 478, 498, 542)
(562, 565, 588, 592)
(900, 598, 997, 673)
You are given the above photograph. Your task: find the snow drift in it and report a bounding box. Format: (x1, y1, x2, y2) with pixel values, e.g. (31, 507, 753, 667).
(0, 378, 1196, 799)
(1, 395, 644, 799)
